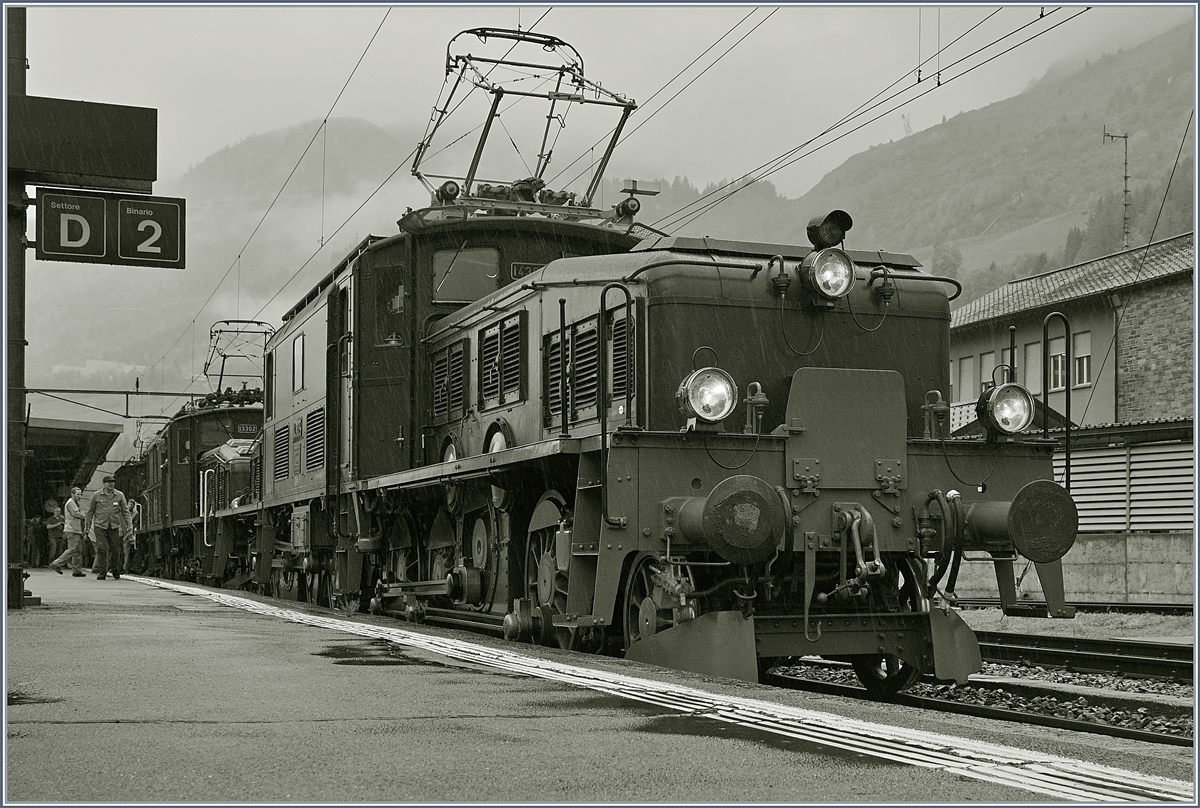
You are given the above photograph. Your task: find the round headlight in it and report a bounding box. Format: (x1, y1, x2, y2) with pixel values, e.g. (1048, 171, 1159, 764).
(677, 368, 738, 423)
(801, 248, 856, 299)
(977, 383, 1035, 436)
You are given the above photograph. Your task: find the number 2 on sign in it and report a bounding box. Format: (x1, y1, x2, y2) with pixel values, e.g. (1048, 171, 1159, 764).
(137, 220, 163, 253)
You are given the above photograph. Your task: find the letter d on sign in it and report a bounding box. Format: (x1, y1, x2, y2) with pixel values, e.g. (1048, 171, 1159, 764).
(60, 213, 90, 248)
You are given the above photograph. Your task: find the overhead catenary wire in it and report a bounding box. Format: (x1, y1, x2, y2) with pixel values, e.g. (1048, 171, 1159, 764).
(547, 7, 767, 190)
(653, 6, 1044, 230)
(654, 7, 1084, 233)
(149, 8, 392, 417)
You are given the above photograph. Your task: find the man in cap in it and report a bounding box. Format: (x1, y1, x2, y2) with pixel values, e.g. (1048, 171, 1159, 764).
(83, 475, 132, 581)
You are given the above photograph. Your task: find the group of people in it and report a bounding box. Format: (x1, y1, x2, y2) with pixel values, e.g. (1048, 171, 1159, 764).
(42, 476, 140, 581)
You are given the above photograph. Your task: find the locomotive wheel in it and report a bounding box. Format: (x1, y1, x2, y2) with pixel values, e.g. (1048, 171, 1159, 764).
(621, 554, 674, 652)
(523, 491, 572, 650)
(850, 654, 920, 697)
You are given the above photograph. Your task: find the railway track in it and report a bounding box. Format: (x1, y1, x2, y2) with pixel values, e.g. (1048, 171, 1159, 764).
(764, 669, 1192, 747)
(957, 598, 1193, 616)
(976, 631, 1193, 682)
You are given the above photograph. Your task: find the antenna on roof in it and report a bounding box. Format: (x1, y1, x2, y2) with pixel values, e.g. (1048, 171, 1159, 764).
(1102, 126, 1131, 249)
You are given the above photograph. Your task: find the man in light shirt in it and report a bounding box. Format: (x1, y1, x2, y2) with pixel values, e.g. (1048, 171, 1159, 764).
(83, 476, 132, 581)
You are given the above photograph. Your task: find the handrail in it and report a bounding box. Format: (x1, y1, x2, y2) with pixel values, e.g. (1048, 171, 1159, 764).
(200, 468, 215, 547)
(598, 282, 634, 529)
(1042, 312, 1072, 491)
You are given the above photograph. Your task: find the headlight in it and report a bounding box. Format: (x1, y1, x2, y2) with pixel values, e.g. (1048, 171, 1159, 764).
(677, 368, 738, 423)
(976, 383, 1035, 437)
(800, 248, 856, 299)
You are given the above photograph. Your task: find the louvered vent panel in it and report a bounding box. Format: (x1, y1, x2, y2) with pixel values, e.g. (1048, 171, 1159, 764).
(481, 327, 501, 402)
(432, 354, 449, 418)
(305, 408, 325, 471)
(251, 455, 262, 501)
(546, 335, 564, 416)
(217, 472, 227, 509)
(501, 318, 521, 399)
(273, 424, 290, 480)
(448, 344, 465, 413)
(610, 316, 629, 400)
(572, 324, 599, 409)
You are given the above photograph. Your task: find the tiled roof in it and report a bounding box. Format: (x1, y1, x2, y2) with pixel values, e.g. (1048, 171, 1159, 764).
(951, 233, 1194, 329)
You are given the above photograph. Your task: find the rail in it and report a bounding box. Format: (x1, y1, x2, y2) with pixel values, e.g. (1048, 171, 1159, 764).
(975, 631, 1193, 682)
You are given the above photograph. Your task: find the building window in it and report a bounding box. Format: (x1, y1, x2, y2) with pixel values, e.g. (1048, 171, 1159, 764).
(1048, 336, 1067, 391)
(948, 360, 957, 403)
(1023, 342, 1042, 395)
(999, 347, 1013, 383)
(292, 333, 305, 393)
(979, 351, 996, 392)
(957, 355, 977, 404)
(1073, 331, 1092, 387)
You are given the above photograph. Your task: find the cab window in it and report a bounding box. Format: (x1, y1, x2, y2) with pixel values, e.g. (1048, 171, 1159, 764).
(433, 245, 500, 302)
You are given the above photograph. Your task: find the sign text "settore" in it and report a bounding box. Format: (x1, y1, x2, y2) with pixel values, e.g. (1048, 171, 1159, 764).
(35, 188, 186, 269)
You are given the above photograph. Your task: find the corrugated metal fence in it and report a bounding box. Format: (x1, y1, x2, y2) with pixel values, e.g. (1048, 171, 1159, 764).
(1053, 441, 1194, 532)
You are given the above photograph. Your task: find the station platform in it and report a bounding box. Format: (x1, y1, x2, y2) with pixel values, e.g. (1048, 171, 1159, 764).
(5, 569, 1193, 803)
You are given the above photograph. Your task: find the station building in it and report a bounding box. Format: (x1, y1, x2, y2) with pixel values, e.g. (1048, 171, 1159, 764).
(947, 233, 1194, 604)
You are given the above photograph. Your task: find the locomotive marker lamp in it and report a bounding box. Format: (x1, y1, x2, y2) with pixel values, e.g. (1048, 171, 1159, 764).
(806, 209, 853, 249)
(677, 367, 738, 431)
(975, 383, 1035, 441)
(615, 179, 659, 224)
(436, 180, 461, 205)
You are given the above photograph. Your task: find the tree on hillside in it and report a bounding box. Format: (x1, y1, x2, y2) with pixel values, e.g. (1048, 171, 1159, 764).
(1077, 191, 1126, 261)
(1062, 226, 1085, 266)
(932, 240, 964, 279)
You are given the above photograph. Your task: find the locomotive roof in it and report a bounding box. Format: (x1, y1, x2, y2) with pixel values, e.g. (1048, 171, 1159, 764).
(431, 238, 930, 336)
(281, 214, 648, 323)
(631, 234, 922, 269)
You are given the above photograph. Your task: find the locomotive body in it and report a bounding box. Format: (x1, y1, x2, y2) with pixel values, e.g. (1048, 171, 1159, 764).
(130, 390, 262, 580)
(117, 27, 1079, 694)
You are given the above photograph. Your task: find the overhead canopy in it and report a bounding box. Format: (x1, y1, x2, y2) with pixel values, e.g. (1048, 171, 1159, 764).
(23, 416, 123, 516)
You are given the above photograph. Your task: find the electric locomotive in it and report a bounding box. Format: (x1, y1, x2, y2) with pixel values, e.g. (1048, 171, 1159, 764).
(140, 28, 1080, 695)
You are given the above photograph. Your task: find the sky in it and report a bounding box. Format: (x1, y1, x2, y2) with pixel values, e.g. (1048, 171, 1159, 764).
(10, 2, 1197, 467)
(21, 4, 1195, 198)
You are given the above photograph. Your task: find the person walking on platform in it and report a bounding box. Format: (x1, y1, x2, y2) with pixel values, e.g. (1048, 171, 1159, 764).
(84, 476, 132, 581)
(49, 487, 88, 577)
(123, 498, 142, 574)
(44, 502, 65, 563)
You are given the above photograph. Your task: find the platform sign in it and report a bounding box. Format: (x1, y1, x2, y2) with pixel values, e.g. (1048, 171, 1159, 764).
(35, 188, 185, 269)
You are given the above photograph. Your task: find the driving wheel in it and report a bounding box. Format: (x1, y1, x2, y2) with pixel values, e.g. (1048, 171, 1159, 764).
(621, 554, 674, 653)
(524, 491, 573, 649)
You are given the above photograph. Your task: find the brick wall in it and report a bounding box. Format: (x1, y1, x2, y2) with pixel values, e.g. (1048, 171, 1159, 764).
(1117, 274, 1194, 421)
